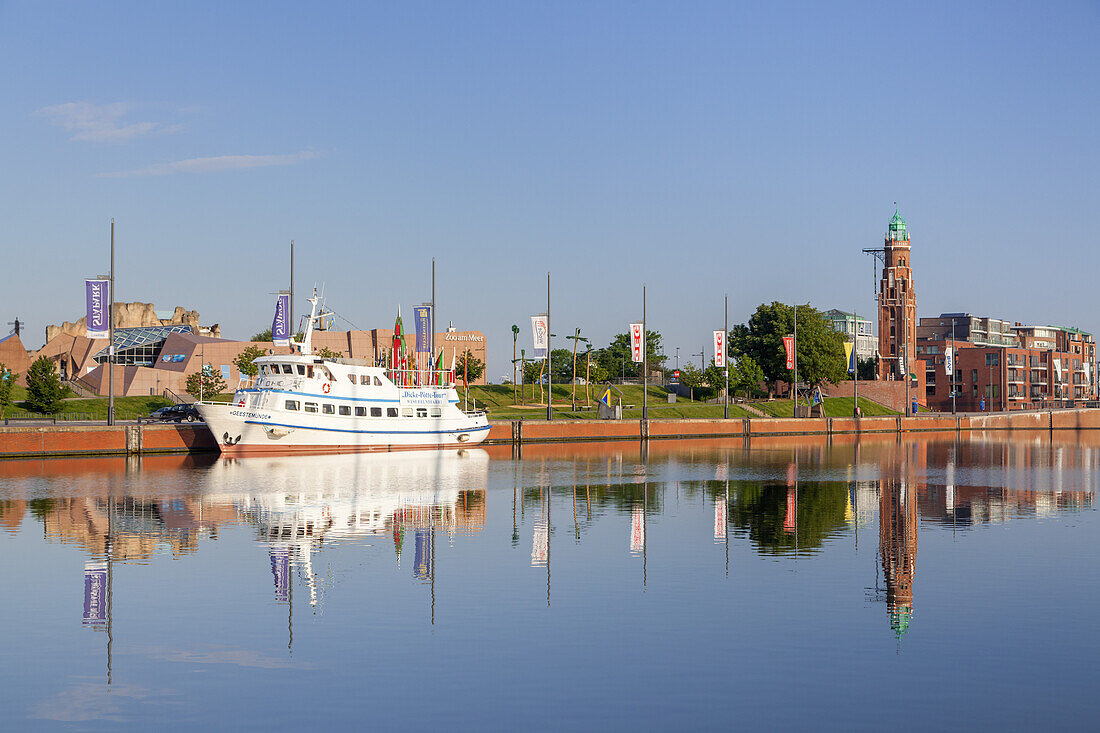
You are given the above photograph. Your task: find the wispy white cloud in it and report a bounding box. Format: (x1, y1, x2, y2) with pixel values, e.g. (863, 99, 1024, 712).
(97, 150, 317, 178)
(36, 101, 183, 142)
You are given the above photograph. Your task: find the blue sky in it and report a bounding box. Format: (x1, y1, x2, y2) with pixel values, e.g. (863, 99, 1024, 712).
(1, 1, 1097, 376)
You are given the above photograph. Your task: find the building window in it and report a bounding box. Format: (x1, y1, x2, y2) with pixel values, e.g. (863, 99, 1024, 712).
(285, 400, 299, 411)
(338, 405, 351, 416)
(354, 406, 366, 417)
(372, 407, 383, 417)
(985, 353, 999, 366)
(386, 407, 398, 417)
(304, 402, 319, 413)
(323, 404, 335, 414)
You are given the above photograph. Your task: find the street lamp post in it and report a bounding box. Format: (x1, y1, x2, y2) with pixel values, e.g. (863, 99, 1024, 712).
(107, 220, 115, 426)
(512, 325, 519, 406)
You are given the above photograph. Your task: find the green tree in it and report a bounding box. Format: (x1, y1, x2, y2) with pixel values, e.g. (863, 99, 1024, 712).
(0, 363, 16, 417)
(25, 356, 63, 414)
(730, 303, 846, 391)
(233, 345, 266, 378)
(730, 354, 765, 398)
(522, 358, 543, 385)
(314, 346, 343, 360)
(456, 349, 485, 383)
(856, 356, 876, 381)
(596, 330, 665, 381)
(549, 348, 573, 382)
(186, 365, 228, 400)
(252, 328, 273, 342)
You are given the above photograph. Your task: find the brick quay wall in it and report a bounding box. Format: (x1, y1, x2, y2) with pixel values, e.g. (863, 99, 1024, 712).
(1, 409, 1099, 459)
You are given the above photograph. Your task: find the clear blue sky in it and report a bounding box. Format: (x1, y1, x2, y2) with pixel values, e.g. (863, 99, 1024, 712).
(2, 1, 1097, 376)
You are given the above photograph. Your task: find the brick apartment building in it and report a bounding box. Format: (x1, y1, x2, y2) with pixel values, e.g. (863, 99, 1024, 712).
(915, 316, 1095, 411)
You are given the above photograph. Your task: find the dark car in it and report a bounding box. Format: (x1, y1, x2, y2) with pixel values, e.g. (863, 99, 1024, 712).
(150, 404, 202, 423)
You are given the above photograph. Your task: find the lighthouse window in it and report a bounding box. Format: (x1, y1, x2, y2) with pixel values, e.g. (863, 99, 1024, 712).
(285, 400, 300, 411)
(386, 407, 398, 417)
(339, 405, 351, 416)
(323, 404, 335, 415)
(430, 407, 442, 417)
(372, 407, 383, 417)
(304, 402, 319, 413)
(416, 408, 428, 418)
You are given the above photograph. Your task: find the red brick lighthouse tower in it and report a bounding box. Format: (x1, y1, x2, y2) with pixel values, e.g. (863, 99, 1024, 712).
(877, 210, 916, 381)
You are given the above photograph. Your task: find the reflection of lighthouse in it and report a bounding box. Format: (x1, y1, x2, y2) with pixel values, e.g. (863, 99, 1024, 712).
(879, 475, 918, 635)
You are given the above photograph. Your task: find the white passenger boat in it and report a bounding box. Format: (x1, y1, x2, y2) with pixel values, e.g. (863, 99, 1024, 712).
(196, 293, 490, 454)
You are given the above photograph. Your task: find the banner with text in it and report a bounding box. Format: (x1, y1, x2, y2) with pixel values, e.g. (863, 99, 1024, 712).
(713, 330, 726, 368)
(944, 346, 954, 376)
(630, 323, 644, 363)
(85, 279, 110, 339)
(783, 336, 794, 370)
(414, 305, 433, 353)
(272, 293, 290, 346)
(531, 315, 548, 359)
(82, 561, 108, 626)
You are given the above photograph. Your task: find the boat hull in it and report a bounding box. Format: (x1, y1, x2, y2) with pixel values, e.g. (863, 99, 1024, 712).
(196, 403, 491, 455)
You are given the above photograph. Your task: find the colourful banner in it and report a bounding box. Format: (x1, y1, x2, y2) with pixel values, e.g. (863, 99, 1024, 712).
(714, 330, 726, 368)
(414, 305, 432, 353)
(630, 323, 644, 363)
(82, 561, 108, 626)
(844, 342, 855, 374)
(783, 335, 794, 370)
(85, 279, 110, 339)
(531, 315, 548, 359)
(272, 293, 290, 345)
(944, 346, 954, 376)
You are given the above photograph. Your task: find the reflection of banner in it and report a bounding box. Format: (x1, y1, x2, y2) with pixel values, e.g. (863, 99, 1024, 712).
(946, 462, 955, 512)
(944, 346, 954, 376)
(713, 330, 726, 368)
(784, 488, 797, 533)
(83, 561, 108, 626)
(269, 549, 290, 602)
(783, 336, 794, 370)
(714, 498, 726, 540)
(85, 279, 110, 339)
(844, 342, 855, 374)
(414, 529, 433, 580)
(414, 306, 432, 353)
(630, 504, 645, 553)
(531, 519, 548, 566)
(272, 293, 290, 345)
(531, 316, 548, 359)
(786, 462, 797, 487)
(630, 324, 644, 363)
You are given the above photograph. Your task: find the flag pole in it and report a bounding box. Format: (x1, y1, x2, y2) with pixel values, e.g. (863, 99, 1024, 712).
(107, 219, 115, 426)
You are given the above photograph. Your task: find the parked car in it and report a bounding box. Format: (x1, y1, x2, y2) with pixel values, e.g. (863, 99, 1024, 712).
(150, 404, 202, 422)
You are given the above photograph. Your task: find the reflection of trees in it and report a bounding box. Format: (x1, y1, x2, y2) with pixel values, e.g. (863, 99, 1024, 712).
(725, 481, 850, 554)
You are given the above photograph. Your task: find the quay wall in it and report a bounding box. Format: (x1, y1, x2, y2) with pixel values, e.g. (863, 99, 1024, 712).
(2, 409, 1099, 459)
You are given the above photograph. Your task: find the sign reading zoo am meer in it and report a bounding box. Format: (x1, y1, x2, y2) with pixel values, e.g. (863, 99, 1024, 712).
(443, 333, 485, 342)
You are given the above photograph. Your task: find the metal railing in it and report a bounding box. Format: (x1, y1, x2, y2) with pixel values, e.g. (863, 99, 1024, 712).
(385, 368, 456, 387)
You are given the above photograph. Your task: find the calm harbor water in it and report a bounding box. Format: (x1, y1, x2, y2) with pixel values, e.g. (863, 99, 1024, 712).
(0, 432, 1097, 730)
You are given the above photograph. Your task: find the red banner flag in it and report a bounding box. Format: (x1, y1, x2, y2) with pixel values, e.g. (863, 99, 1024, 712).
(630, 323, 644, 363)
(783, 335, 794, 370)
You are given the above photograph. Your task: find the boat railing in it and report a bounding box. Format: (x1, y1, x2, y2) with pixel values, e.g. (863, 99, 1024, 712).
(463, 409, 486, 418)
(384, 368, 457, 388)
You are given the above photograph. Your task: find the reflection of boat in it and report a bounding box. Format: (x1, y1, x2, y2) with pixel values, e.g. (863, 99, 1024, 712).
(196, 292, 490, 454)
(202, 450, 490, 608)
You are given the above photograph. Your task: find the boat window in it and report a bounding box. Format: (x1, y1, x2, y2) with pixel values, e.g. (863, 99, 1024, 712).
(285, 400, 300, 411)
(401, 408, 413, 417)
(338, 405, 351, 416)
(430, 407, 442, 417)
(416, 408, 428, 418)
(354, 406, 366, 417)
(371, 407, 383, 417)
(386, 407, 398, 417)
(282, 364, 294, 374)
(307, 366, 314, 378)
(323, 404, 335, 415)
(304, 402, 319, 413)
(297, 365, 306, 375)
(374, 376, 383, 386)
(347, 375, 356, 384)
(360, 375, 370, 385)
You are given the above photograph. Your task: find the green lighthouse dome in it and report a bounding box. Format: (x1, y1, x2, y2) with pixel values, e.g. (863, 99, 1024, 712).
(887, 208, 909, 242)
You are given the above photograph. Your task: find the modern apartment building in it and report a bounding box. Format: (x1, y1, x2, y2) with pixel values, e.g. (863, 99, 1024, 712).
(824, 309, 875, 359)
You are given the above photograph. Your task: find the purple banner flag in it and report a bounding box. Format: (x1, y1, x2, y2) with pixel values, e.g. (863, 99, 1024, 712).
(414, 306, 432, 354)
(85, 279, 110, 339)
(83, 561, 108, 626)
(272, 293, 290, 345)
(269, 549, 290, 602)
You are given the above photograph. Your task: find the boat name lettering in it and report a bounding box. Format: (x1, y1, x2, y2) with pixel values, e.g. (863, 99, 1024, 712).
(230, 410, 271, 420)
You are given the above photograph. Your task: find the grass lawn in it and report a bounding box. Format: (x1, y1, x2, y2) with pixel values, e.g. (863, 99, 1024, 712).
(752, 396, 898, 418)
(7, 393, 173, 420)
